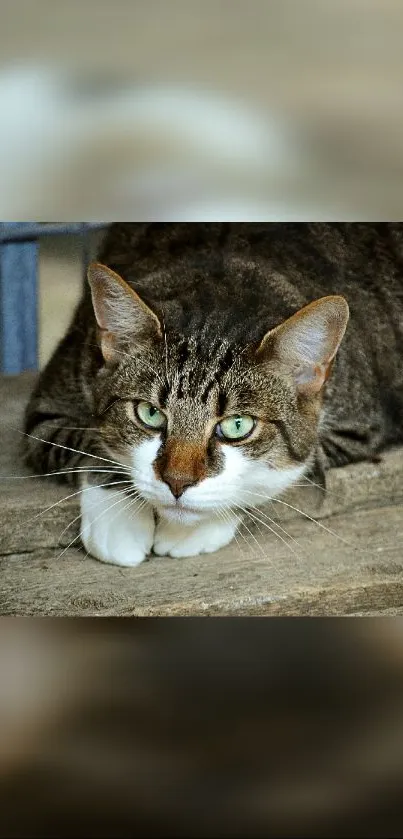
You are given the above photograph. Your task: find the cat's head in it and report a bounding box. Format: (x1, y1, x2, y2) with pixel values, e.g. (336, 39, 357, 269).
(88, 263, 349, 524)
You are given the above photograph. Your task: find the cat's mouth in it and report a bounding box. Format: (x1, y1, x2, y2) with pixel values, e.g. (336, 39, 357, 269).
(158, 501, 207, 524)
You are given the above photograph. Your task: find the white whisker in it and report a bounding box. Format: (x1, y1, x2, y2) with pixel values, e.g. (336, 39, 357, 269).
(17, 427, 126, 469)
(234, 509, 270, 561)
(78, 491, 149, 565)
(298, 473, 349, 502)
(79, 492, 148, 567)
(57, 486, 143, 561)
(235, 503, 295, 568)
(57, 485, 139, 545)
(258, 458, 349, 502)
(241, 499, 307, 559)
(239, 488, 359, 552)
(215, 507, 246, 559)
(28, 479, 133, 528)
(161, 314, 170, 385)
(79, 493, 147, 559)
(1, 467, 129, 481)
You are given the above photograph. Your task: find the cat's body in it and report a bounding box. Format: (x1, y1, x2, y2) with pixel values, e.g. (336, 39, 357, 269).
(25, 223, 403, 566)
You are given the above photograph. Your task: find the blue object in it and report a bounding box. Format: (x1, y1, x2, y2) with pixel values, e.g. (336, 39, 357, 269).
(0, 222, 108, 375)
(0, 224, 39, 374)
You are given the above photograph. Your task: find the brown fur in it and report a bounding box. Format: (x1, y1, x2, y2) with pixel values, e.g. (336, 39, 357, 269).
(154, 439, 208, 497)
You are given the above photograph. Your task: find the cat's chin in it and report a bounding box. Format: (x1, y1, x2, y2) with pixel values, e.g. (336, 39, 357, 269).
(157, 504, 207, 526)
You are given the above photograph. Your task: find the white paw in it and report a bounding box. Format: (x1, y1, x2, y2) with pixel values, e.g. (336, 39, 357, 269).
(153, 516, 238, 558)
(80, 485, 155, 567)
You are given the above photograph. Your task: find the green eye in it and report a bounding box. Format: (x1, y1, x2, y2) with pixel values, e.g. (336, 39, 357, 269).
(136, 401, 166, 430)
(216, 415, 255, 441)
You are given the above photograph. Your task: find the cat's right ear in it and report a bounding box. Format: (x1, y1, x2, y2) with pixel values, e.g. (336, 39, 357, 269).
(87, 263, 162, 363)
(256, 295, 349, 395)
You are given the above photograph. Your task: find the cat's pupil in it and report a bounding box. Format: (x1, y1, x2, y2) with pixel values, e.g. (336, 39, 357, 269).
(149, 407, 156, 417)
(235, 418, 242, 430)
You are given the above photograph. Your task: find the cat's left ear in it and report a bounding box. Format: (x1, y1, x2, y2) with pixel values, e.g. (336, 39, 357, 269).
(257, 295, 349, 395)
(88, 263, 162, 362)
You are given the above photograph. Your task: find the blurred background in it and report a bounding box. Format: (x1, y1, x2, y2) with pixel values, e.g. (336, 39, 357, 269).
(38, 229, 106, 367)
(2, 619, 403, 837)
(1, 0, 403, 221)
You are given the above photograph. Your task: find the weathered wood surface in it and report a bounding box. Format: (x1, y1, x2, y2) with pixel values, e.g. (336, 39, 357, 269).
(1, 374, 403, 616)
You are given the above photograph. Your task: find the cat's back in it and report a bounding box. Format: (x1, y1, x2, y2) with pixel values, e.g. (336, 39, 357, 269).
(99, 222, 403, 294)
(97, 223, 403, 333)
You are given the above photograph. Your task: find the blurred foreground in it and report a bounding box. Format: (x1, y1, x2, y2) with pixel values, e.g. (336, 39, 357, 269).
(1, 619, 403, 837)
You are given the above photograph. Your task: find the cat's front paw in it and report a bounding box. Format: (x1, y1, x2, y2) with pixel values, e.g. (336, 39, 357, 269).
(80, 485, 155, 567)
(153, 516, 238, 558)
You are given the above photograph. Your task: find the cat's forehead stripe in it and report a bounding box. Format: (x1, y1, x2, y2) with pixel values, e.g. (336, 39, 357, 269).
(177, 339, 190, 368)
(157, 335, 237, 405)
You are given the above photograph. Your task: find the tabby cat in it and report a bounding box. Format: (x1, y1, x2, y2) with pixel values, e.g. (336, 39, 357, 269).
(24, 223, 403, 567)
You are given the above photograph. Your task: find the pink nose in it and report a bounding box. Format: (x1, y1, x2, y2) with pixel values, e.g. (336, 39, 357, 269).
(162, 473, 197, 499)
(155, 439, 207, 499)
